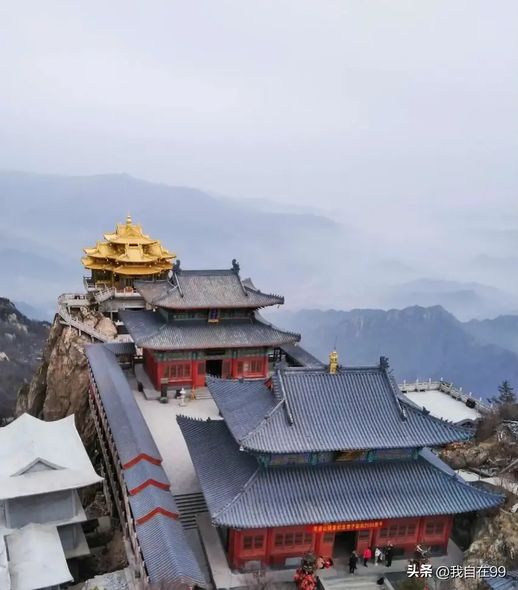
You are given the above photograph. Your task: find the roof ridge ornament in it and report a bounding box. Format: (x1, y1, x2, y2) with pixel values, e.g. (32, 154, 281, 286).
(329, 350, 339, 374)
(232, 258, 249, 297)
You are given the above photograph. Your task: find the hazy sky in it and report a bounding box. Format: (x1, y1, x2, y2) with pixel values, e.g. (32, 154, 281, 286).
(1, 1, 517, 225)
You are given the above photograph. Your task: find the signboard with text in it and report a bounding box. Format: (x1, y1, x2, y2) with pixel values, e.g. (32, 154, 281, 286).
(310, 520, 384, 534)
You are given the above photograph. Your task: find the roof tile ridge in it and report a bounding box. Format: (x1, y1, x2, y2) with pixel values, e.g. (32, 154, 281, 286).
(401, 399, 473, 436)
(418, 453, 504, 500)
(384, 369, 408, 421)
(150, 283, 179, 306)
(230, 268, 250, 297)
(277, 368, 295, 425)
(239, 375, 288, 447)
(212, 465, 262, 522)
(241, 398, 285, 446)
(171, 271, 184, 297)
(242, 282, 284, 302)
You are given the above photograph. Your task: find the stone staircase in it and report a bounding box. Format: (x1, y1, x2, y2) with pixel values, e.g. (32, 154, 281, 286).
(93, 286, 115, 303)
(57, 293, 112, 342)
(175, 492, 208, 530)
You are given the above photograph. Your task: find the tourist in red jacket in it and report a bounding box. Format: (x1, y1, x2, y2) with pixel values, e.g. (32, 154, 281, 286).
(363, 546, 372, 567)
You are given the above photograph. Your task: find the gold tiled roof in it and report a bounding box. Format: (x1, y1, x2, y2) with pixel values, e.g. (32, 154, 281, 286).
(82, 216, 175, 276)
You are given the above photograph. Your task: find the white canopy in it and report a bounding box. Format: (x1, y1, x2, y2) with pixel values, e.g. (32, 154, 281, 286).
(0, 414, 102, 500)
(5, 524, 73, 590)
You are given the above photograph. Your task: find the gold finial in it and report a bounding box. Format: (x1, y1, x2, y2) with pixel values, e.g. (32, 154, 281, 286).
(126, 214, 132, 225)
(329, 350, 339, 374)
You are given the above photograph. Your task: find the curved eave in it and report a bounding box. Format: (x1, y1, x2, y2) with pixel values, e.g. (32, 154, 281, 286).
(146, 302, 284, 310)
(113, 265, 171, 276)
(135, 335, 300, 351)
(239, 432, 472, 454)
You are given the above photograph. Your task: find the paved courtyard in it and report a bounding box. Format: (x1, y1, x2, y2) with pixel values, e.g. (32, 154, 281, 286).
(128, 374, 221, 494)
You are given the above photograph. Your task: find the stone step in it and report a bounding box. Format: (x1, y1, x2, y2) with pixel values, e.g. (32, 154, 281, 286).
(320, 575, 385, 590)
(175, 492, 209, 529)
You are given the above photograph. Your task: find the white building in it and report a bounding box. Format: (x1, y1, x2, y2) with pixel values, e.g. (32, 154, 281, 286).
(0, 413, 103, 590)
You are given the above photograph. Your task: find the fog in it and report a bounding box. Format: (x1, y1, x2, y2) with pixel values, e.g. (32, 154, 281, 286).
(1, 1, 517, 316)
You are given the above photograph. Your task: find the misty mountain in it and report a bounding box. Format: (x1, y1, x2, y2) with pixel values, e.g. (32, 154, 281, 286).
(1, 171, 517, 320)
(269, 305, 518, 398)
(464, 315, 518, 356)
(0, 298, 49, 418)
(0, 171, 352, 310)
(385, 279, 518, 321)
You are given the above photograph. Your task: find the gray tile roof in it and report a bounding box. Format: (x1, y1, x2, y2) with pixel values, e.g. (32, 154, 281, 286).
(85, 344, 161, 466)
(124, 461, 170, 494)
(177, 416, 503, 528)
(137, 515, 207, 588)
(128, 486, 179, 522)
(135, 267, 284, 310)
(102, 341, 136, 356)
(85, 344, 207, 588)
(206, 364, 474, 453)
(485, 571, 518, 590)
(120, 309, 300, 350)
(281, 343, 325, 368)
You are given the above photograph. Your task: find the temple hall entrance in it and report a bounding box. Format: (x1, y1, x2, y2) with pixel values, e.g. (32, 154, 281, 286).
(206, 359, 223, 377)
(333, 531, 357, 558)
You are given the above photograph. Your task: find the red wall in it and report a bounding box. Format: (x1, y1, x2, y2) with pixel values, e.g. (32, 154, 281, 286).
(143, 351, 269, 390)
(227, 516, 453, 570)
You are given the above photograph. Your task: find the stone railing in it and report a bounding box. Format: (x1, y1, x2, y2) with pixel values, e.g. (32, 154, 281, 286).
(399, 379, 491, 413)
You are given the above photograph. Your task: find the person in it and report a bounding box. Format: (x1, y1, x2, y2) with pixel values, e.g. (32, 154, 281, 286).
(349, 551, 358, 574)
(385, 542, 394, 567)
(363, 546, 372, 567)
(375, 546, 383, 565)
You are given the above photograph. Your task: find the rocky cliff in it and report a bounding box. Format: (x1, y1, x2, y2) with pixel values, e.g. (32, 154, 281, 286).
(16, 307, 117, 448)
(0, 298, 49, 419)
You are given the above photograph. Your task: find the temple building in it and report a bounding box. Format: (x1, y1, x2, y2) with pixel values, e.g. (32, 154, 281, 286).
(178, 358, 502, 571)
(120, 260, 300, 389)
(82, 215, 175, 291)
(0, 414, 103, 589)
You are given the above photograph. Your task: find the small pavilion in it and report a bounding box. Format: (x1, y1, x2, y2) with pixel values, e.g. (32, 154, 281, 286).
(82, 215, 175, 291)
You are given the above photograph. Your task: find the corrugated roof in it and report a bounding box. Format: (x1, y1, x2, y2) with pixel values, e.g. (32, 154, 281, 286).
(137, 516, 207, 588)
(135, 267, 284, 310)
(85, 344, 161, 466)
(102, 341, 136, 356)
(85, 344, 207, 588)
(128, 486, 179, 522)
(178, 417, 503, 528)
(485, 572, 518, 590)
(120, 309, 300, 350)
(124, 461, 170, 494)
(206, 365, 473, 452)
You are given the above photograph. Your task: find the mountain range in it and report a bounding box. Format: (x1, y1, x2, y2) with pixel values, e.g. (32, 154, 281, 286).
(1, 170, 517, 321)
(2, 296, 518, 412)
(269, 305, 518, 398)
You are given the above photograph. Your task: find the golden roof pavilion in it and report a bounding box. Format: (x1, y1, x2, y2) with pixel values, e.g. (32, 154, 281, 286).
(82, 216, 175, 282)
